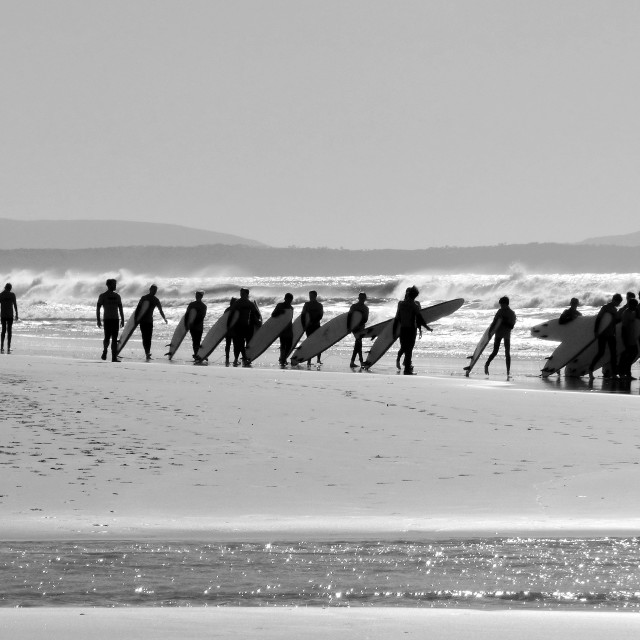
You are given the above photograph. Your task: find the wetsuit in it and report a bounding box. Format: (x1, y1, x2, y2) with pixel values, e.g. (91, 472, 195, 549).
(97, 289, 123, 361)
(393, 299, 428, 374)
(347, 301, 369, 366)
(137, 294, 164, 356)
(619, 307, 639, 378)
(0, 290, 18, 352)
(559, 307, 581, 325)
(272, 301, 293, 364)
(186, 300, 207, 357)
(589, 302, 620, 377)
(302, 299, 324, 363)
(485, 306, 517, 373)
(229, 298, 262, 364)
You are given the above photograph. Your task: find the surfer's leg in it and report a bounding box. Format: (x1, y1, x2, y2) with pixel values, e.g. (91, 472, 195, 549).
(589, 336, 607, 377)
(504, 335, 511, 375)
(485, 336, 501, 373)
(1, 318, 6, 351)
(225, 336, 232, 364)
(140, 323, 153, 357)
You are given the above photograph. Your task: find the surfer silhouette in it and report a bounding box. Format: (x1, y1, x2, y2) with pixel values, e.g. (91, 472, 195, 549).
(229, 288, 262, 367)
(0, 283, 18, 354)
(224, 297, 237, 366)
(618, 298, 639, 380)
(393, 286, 432, 375)
(302, 290, 324, 365)
(484, 296, 516, 377)
(186, 290, 207, 359)
(272, 292, 294, 366)
(588, 293, 623, 380)
(558, 298, 582, 325)
(96, 279, 125, 362)
(347, 292, 369, 368)
(136, 284, 168, 361)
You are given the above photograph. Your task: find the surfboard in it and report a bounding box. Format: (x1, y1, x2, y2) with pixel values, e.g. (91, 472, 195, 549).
(530, 316, 585, 342)
(195, 309, 238, 362)
(285, 315, 305, 360)
(357, 318, 393, 340)
(165, 308, 197, 360)
(245, 308, 294, 362)
(463, 318, 501, 377)
(365, 298, 465, 370)
(290, 310, 364, 367)
(116, 300, 150, 354)
(540, 314, 612, 378)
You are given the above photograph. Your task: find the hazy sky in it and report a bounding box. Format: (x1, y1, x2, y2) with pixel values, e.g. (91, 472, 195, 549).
(2, 1, 640, 249)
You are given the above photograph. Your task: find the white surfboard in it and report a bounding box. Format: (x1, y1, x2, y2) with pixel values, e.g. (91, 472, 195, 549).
(463, 317, 501, 377)
(165, 308, 197, 360)
(285, 315, 305, 360)
(365, 298, 465, 370)
(290, 310, 364, 366)
(358, 318, 393, 341)
(541, 314, 612, 378)
(116, 300, 150, 354)
(195, 309, 238, 362)
(245, 308, 294, 362)
(530, 316, 586, 342)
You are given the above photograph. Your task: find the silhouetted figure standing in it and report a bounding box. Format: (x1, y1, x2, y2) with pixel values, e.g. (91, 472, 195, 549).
(619, 298, 639, 380)
(96, 279, 124, 362)
(186, 290, 207, 359)
(224, 296, 237, 366)
(136, 284, 168, 360)
(229, 288, 262, 367)
(589, 293, 623, 379)
(347, 292, 369, 368)
(0, 283, 18, 354)
(559, 298, 582, 324)
(272, 292, 294, 367)
(302, 290, 324, 365)
(484, 296, 517, 377)
(393, 286, 432, 375)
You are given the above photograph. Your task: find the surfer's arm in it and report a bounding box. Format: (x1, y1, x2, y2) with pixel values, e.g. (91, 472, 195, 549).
(96, 298, 103, 327)
(13, 296, 18, 321)
(157, 301, 168, 323)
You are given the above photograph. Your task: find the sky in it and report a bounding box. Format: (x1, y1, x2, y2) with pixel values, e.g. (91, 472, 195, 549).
(2, 0, 640, 250)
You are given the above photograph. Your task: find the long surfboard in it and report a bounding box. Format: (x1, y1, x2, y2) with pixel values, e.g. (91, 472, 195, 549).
(195, 309, 238, 362)
(245, 308, 294, 362)
(116, 300, 150, 354)
(290, 310, 364, 367)
(530, 316, 586, 342)
(540, 315, 612, 378)
(463, 318, 501, 377)
(366, 298, 465, 370)
(165, 308, 197, 360)
(285, 315, 305, 360)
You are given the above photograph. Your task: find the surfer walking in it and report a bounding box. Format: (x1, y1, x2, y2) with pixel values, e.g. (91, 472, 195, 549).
(229, 288, 262, 367)
(224, 297, 237, 366)
(618, 298, 639, 380)
(348, 292, 369, 369)
(484, 296, 516, 377)
(96, 279, 125, 362)
(393, 286, 432, 375)
(0, 283, 18, 354)
(272, 293, 294, 367)
(186, 290, 207, 359)
(559, 298, 582, 324)
(302, 290, 324, 365)
(588, 293, 623, 380)
(136, 285, 168, 361)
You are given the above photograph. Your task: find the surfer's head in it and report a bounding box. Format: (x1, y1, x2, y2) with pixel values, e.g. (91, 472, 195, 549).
(195, 290, 204, 300)
(612, 293, 623, 305)
(106, 279, 116, 291)
(570, 297, 579, 307)
(358, 292, 367, 302)
(626, 291, 636, 301)
(498, 296, 509, 306)
(309, 290, 317, 300)
(230, 296, 237, 305)
(149, 284, 158, 295)
(406, 286, 419, 300)
(284, 292, 293, 303)
(4, 283, 11, 291)
(240, 288, 249, 299)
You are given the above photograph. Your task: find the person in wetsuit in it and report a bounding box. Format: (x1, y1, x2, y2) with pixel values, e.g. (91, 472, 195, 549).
(619, 298, 639, 380)
(272, 292, 294, 366)
(0, 283, 18, 354)
(228, 288, 262, 367)
(223, 297, 237, 366)
(96, 278, 124, 362)
(393, 286, 432, 375)
(347, 292, 369, 368)
(301, 290, 324, 365)
(558, 298, 582, 325)
(484, 296, 517, 377)
(186, 290, 207, 359)
(136, 284, 168, 360)
(589, 293, 623, 379)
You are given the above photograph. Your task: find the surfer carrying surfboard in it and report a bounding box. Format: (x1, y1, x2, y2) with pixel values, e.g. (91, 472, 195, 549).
(301, 291, 324, 366)
(0, 283, 18, 354)
(484, 296, 516, 377)
(271, 293, 294, 367)
(393, 286, 432, 375)
(558, 298, 581, 325)
(96, 279, 125, 362)
(348, 292, 369, 369)
(228, 288, 262, 367)
(588, 293, 623, 380)
(136, 285, 168, 361)
(186, 290, 207, 359)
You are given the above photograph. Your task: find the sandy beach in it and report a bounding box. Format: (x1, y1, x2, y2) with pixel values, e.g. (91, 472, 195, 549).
(3, 354, 640, 636)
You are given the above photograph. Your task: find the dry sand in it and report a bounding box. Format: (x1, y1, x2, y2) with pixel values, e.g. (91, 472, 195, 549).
(2, 354, 640, 637)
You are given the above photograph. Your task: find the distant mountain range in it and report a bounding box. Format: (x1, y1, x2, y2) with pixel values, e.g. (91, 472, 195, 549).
(0, 219, 265, 250)
(579, 230, 640, 246)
